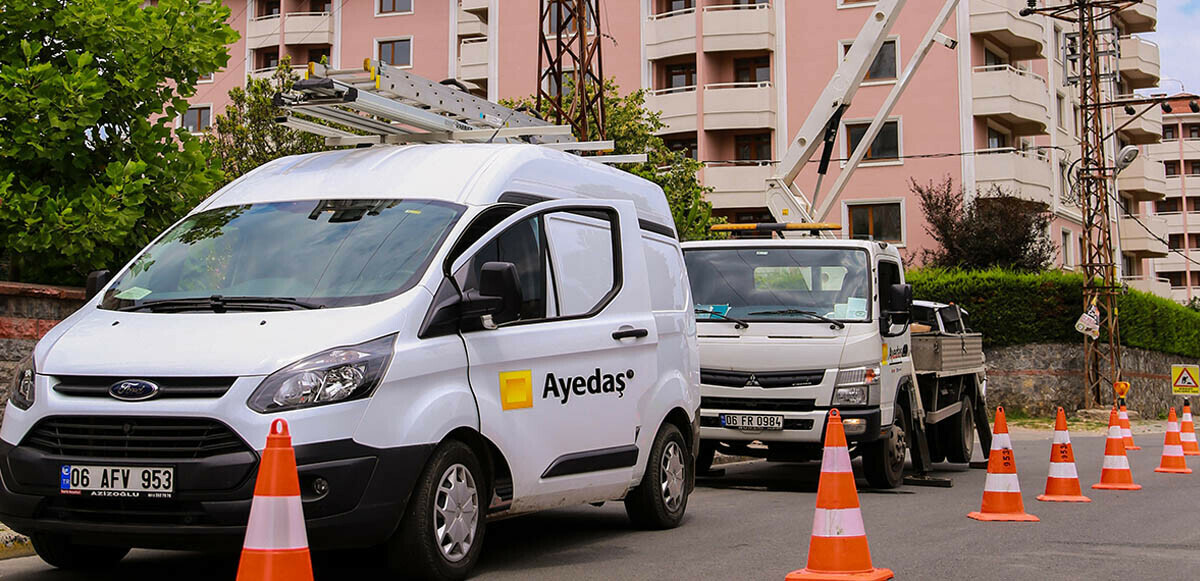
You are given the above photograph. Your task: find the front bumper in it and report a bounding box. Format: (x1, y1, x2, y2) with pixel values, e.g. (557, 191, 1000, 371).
(699, 407, 882, 444)
(0, 438, 433, 550)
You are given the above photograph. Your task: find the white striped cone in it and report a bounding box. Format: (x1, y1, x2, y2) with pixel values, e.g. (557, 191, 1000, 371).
(1119, 408, 1141, 450)
(1181, 408, 1200, 455)
(969, 407, 1038, 521)
(237, 419, 313, 581)
(1156, 410, 1192, 474)
(1093, 410, 1142, 491)
(1038, 409, 1090, 502)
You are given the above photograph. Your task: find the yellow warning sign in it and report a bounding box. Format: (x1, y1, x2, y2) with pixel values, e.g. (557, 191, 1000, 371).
(1113, 381, 1131, 399)
(1172, 364, 1200, 395)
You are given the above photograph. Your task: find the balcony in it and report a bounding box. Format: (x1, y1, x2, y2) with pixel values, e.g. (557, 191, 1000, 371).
(702, 3, 774, 53)
(702, 82, 776, 130)
(972, 65, 1051, 136)
(1119, 36, 1161, 90)
(1117, 156, 1167, 202)
(1124, 276, 1172, 298)
(646, 8, 697, 60)
(1113, 96, 1162, 144)
(249, 65, 306, 81)
(461, 0, 488, 15)
(1157, 211, 1200, 230)
(645, 87, 698, 134)
(283, 12, 334, 46)
(975, 149, 1054, 206)
(459, 38, 488, 82)
(458, 10, 487, 38)
(1119, 0, 1157, 34)
(1171, 287, 1193, 305)
(247, 15, 281, 50)
(703, 163, 774, 208)
(1120, 215, 1169, 258)
(968, 0, 1046, 60)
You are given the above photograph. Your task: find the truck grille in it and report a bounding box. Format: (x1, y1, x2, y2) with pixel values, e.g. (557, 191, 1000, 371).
(701, 397, 817, 412)
(22, 416, 250, 459)
(52, 376, 236, 398)
(700, 369, 826, 389)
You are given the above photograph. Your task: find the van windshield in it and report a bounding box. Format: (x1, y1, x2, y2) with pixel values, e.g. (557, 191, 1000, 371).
(100, 199, 464, 311)
(684, 247, 872, 323)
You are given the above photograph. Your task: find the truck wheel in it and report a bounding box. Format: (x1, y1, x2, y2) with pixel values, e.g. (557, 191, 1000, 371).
(30, 534, 128, 570)
(388, 440, 486, 581)
(925, 424, 945, 463)
(944, 394, 976, 464)
(625, 423, 690, 529)
(696, 441, 716, 474)
(862, 402, 908, 489)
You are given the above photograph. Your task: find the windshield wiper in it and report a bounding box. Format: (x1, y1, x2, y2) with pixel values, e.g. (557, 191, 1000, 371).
(694, 308, 749, 329)
(747, 309, 846, 329)
(118, 295, 323, 313)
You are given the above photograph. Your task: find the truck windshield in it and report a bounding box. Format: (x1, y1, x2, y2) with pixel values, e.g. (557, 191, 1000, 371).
(100, 199, 464, 311)
(684, 247, 872, 323)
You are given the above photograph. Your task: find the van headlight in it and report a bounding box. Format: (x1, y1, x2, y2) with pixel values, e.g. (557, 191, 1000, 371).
(9, 354, 35, 411)
(247, 335, 395, 413)
(833, 366, 880, 406)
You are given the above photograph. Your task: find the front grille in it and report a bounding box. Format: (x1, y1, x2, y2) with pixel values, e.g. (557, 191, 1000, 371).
(701, 397, 817, 413)
(39, 496, 215, 526)
(701, 369, 826, 388)
(701, 416, 815, 431)
(23, 416, 250, 459)
(52, 376, 236, 398)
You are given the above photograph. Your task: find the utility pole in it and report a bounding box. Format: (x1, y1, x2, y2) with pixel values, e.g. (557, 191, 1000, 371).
(1020, 0, 1141, 407)
(537, 0, 606, 141)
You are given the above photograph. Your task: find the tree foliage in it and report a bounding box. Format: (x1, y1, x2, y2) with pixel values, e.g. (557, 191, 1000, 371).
(207, 58, 327, 186)
(504, 79, 723, 240)
(912, 176, 1056, 272)
(0, 0, 237, 285)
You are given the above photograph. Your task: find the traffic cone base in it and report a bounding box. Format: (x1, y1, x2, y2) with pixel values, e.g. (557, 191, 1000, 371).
(1036, 493, 1092, 502)
(1154, 409, 1192, 474)
(967, 509, 1040, 522)
(237, 549, 313, 580)
(1092, 482, 1142, 490)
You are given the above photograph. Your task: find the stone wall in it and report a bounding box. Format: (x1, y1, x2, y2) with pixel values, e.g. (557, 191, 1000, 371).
(984, 342, 1200, 417)
(0, 282, 86, 422)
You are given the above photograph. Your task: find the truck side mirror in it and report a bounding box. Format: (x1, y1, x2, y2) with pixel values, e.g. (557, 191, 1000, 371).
(461, 262, 523, 328)
(85, 270, 111, 300)
(881, 283, 912, 336)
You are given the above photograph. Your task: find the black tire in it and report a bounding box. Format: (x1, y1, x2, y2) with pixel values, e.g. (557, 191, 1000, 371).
(944, 393, 976, 464)
(696, 440, 716, 474)
(30, 534, 129, 570)
(625, 423, 690, 529)
(862, 400, 909, 489)
(388, 440, 487, 581)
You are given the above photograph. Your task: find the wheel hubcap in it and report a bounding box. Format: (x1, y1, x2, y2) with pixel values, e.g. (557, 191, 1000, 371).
(890, 424, 907, 472)
(660, 441, 685, 512)
(433, 463, 478, 562)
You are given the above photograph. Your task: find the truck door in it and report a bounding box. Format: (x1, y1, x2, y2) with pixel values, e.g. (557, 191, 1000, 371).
(877, 258, 910, 426)
(450, 199, 658, 509)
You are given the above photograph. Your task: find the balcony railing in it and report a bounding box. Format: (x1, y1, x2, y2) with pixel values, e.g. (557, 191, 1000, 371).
(461, 0, 488, 15)
(1112, 94, 1163, 145)
(968, 0, 1045, 60)
(1118, 36, 1161, 90)
(1118, 0, 1156, 34)
(975, 147, 1054, 206)
(646, 8, 697, 60)
(646, 86, 698, 134)
(703, 81, 776, 130)
(247, 14, 282, 50)
(1117, 155, 1166, 202)
(1120, 215, 1169, 258)
(283, 11, 333, 46)
(458, 37, 488, 81)
(702, 3, 774, 53)
(703, 161, 775, 208)
(972, 65, 1050, 136)
(1123, 275, 1172, 298)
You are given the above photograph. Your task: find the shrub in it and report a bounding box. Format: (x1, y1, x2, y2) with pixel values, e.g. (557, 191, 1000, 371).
(908, 268, 1200, 358)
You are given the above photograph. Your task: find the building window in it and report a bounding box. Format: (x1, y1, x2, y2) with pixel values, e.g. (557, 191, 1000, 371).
(1164, 124, 1177, 141)
(1056, 94, 1067, 129)
(984, 48, 1007, 67)
(181, 106, 212, 133)
(1061, 230, 1073, 268)
(735, 133, 771, 161)
(664, 62, 696, 89)
(734, 56, 770, 83)
(663, 0, 693, 12)
(665, 136, 698, 160)
(842, 40, 897, 82)
(546, 0, 596, 35)
(307, 47, 331, 65)
(310, 0, 332, 11)
(1191, 125, 1200, 139)
(379, 39, 412, 67)
(198, 72, 214, 83)
(848, 203, 902, 243)
(1169, 234, 1185, 250)
(986, 127, 1009, 149)
(1165, 161, 1180, 177)
(257, 49, 279, 71)
(1157, 198, 1181, 214)
(259, 0, 281, 17)
(379, 0, 412, 14)
(845, 120, 900, 161)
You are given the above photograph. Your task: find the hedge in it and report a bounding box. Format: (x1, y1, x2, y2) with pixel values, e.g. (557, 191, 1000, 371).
(907, 268, 1200, 358)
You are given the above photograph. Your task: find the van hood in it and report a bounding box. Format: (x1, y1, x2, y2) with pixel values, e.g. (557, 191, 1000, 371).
(36, 291, 424, 377)
(696, 322, 855, 372)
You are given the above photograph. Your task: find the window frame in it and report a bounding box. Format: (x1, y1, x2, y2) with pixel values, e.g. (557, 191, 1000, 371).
(376, 36, 414, 69)
(837, 0, 878, 9)
(178, 104, 213, 134)
(376, 0, 414, 17)
(734, 132, 773, 161)
(664, 61, 697, 89)
(838, 38, 899, 85)
(842, 199, 906, 246)
(733, 55, 771, 84)
(840, 117, 903, 166)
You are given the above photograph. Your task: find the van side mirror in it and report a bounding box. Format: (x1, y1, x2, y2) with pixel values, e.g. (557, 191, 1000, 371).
(881, 283, 912, 336)
(461, 262, 523, 329)
(85, 270, 111, 300)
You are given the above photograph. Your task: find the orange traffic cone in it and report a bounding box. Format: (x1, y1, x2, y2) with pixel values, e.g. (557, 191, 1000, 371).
(237, 419, 314, 581)
(1036, 407, 1091, 503)
(968, 407, 1038, 522)
(1093, 408, 1142, 491)
(1180, 401, 1199, 456)
(1155, 407, 1192, 474)
(786, 410, 893, 581)
(1118, 404, 1140, 451)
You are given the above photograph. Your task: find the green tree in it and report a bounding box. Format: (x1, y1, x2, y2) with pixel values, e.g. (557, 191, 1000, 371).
(208, 57, 328, 186)
(505, 79, 723, 240)
(0, 0, 237, 285)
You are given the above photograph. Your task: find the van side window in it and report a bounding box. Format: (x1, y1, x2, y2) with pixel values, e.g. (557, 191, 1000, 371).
(878, 260, 901, 312)
(458, 216, 548, 321)
(544, 211, 618, 317)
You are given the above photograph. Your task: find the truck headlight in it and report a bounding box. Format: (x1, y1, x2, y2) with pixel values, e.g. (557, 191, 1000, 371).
(247, 335, 395, 413)
(833, 366, 880, 406)
(8, 354, 35, 411)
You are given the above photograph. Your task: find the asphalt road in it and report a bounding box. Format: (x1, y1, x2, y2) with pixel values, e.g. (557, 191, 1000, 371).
(2, 430, 1197, 580)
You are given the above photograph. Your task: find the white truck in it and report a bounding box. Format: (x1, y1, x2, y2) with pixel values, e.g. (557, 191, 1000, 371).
(683, 235, 990, 488)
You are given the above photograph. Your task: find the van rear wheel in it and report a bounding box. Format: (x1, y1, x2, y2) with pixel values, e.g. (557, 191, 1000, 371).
(625, 423, 690, 529)
(30, 534, 128, 570)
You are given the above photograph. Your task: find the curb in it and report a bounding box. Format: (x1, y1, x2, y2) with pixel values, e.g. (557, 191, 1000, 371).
(0, 529, 33, 561)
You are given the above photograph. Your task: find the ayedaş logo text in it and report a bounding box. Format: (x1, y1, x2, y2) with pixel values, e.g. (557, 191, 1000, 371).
(542, 368, 633, 404)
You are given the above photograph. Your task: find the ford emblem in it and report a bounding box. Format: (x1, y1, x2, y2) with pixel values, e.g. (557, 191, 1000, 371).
(108, 380, 160, 402)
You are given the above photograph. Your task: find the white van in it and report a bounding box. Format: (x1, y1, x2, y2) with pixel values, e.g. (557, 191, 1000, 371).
(1, 144, 700, 579)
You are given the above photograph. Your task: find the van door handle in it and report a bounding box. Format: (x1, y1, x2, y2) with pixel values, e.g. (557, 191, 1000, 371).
(612, 328, 649, 340)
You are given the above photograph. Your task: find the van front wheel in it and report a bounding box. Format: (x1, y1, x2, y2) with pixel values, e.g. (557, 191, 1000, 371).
(625, 423, 690, 529)
(388, 440, 487, 581)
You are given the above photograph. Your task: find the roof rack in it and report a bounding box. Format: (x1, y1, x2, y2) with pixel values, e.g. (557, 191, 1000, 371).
(274, 59, 644, 164)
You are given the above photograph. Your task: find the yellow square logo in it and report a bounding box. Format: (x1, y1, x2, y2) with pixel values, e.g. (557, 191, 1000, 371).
(499, 370, 533, 411)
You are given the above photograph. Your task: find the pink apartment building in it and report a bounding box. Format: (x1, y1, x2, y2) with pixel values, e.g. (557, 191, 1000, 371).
(185, 0, 1165, 295)
(1148, 93, 1200, 304)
